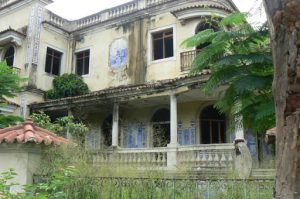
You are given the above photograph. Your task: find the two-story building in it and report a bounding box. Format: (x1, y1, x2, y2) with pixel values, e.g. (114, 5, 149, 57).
(0, 0, 274, 176)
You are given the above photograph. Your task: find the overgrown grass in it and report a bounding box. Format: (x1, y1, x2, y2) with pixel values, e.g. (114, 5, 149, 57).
(0, 145, 274, 198)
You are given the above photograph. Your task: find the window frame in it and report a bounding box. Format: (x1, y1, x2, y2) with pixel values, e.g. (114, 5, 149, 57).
(148, 24, 176, 65)
(199, 105, 227, 144)
(75, 49, 91, 77)
(44, 47, 63, 76)
(1, 45, 15, 67)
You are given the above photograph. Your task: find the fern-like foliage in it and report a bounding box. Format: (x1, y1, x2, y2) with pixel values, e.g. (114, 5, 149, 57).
(182, 13, 274, 133)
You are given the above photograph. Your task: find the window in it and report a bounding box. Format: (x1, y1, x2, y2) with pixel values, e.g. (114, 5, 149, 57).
(200, 105, 226, 144)
(3, 46, 15, 67)
(45, 47, 62, 76)
(75, 50, 90, 76)
(152, 29, 174, 60)
(195, 21, 219, 50)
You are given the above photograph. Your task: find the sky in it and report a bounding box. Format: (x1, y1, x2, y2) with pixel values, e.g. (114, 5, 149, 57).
(47, 0, 266, 24)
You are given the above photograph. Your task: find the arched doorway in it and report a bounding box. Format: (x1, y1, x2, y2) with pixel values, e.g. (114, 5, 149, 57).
(3, 46, 15, 67)
(151, 108, 170, 147)
(102, 115, 112, 147)
(200, 105, 226, 144)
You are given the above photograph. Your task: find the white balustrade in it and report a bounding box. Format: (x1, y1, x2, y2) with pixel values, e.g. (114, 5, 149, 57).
(177, 144, 235, 170)
(48, 12, 68, 27)
(91, 143, 235, 172)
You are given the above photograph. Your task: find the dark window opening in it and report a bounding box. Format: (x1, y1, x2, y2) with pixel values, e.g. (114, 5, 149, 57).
(195, 21, 219, 50)
(152, 29, 174, 60)
(3, 46, 15, 67)
(76, 50, 90, 76)
(45, 47, 62, 76)
(200, 105, 226, 144)
(102, 115, 112, 147)
(151, 108, 170, 147)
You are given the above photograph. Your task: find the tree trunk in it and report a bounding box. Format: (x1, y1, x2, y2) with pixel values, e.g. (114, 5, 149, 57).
(263, 0, 300, 198)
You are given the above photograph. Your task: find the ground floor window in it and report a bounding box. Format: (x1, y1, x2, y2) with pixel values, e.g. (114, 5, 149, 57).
(151, 108, 170, 147)
(200, 105, 226, 144)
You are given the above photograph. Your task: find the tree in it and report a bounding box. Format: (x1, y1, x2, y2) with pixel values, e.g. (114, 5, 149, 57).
(44, 74, 90, 100)
(263, 1, 300, 197)
(31, 111, 89, 142)
(182, 13, 274, 133)
(0, 61, 24, 128)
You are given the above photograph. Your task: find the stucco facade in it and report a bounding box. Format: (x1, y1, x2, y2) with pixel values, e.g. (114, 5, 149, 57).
(0, 0, 275, 174)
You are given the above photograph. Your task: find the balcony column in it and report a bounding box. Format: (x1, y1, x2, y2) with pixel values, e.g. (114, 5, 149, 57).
(112, 103, 119, 147)
(167, 93, 178, 170)
(234, 102, 245, 143)
(169, 94, 178, 146)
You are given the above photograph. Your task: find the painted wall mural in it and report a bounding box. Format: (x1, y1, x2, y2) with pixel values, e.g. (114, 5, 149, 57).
(123, 121, 147, 148)
(178, 120, 196, 145)
(109, 38, 128, 70)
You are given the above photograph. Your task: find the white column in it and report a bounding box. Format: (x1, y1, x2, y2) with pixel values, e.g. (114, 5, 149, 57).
(167, 94, 178, 170)
(112, 103, 119, 147)
(235, 103, 245, 143)
(169, 94, 178, 146)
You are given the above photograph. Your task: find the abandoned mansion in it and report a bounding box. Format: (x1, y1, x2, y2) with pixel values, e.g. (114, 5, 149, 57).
(0, 0, 274, 177)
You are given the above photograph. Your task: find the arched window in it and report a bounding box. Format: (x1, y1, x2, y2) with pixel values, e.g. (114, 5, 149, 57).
(3, 46, 15, 67)
(151, 108, 170, 147)
(200, 105, 226, 144)
(195, 20, 219, 50)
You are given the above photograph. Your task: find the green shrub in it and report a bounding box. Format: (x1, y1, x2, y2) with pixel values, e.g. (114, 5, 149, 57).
(44, 74, 89, 100)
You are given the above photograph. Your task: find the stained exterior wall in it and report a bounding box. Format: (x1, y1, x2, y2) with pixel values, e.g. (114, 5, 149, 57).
(0, 0, 236, 118)
(85, 100, 234, 149)
(0, 145, 41, 192)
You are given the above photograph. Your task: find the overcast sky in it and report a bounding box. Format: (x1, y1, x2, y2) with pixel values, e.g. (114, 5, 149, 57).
(47, 0, 266, 24)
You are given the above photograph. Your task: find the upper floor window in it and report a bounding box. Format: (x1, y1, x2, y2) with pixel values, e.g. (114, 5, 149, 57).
(152, 29, 174, 61)
(3, 46, 15, 67)
(45, 47, 62, 76)
(75, 50, 90, 76)
(195, 21, 219, 50)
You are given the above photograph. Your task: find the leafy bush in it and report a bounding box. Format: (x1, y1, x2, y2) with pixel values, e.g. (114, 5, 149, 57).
(44, 74, 89, 100)
(31, 112, 89, 140)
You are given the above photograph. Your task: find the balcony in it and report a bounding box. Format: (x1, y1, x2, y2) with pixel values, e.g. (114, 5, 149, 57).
(180, 49, 200, 72)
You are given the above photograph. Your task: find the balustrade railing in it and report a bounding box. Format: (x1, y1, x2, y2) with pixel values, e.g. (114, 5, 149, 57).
(76, 13, 104, 28)
(48, 12, 69, 27)
(46, 0, 181, 30)
(177, 144, 235, 170)
(91, 147, 168, 168)
(91, 144, 236, 171)
(146, 0, 172, 7)
(108, 1, 138, 18)
(180, 49, 201, 72)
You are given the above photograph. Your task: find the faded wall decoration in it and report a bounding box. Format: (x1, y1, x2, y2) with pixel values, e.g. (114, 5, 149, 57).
(25, 5, 36, 67)
(32, 5, 44, 65)
(123, 122, 147, 148)
(178, 120, 196, 145)
(109, 38, 128, 70)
